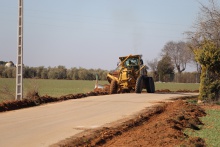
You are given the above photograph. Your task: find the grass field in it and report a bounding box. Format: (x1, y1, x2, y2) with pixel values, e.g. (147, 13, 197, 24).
(185, 109, 220, 146)
(0, 78, 200, 102)
(154, 82, 199, 91)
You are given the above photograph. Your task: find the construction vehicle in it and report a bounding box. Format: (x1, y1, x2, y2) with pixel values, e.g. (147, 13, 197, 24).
(107, 54, 155, 94)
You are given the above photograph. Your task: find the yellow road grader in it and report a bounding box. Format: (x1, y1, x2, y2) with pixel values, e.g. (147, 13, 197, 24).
(107, 54, 155, 94)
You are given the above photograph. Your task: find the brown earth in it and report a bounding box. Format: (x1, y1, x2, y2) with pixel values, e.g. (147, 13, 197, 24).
(200, 103, 220, 110)
(0, 88, 197, 112)
(54, 100, 208, 147)
(0, 90, 109, 112)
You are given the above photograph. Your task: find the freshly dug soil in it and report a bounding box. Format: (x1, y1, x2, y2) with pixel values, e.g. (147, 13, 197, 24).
(54, 100, 206, 147)
(200, 103, 220, 110)
(0, 91, 109, 112)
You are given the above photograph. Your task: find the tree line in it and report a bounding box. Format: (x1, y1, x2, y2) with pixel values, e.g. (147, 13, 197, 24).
(147, 40, 197, 83)
(0, 62, 201, 83)
(0, 65, 108, 80)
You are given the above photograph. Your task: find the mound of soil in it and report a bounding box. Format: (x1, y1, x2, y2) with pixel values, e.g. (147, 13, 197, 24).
(176, 89, 199, 93)
(199, 102, 220, 110)
(54, 100, 206, 147)
(156, 89, 171, 93)
(155, 89, 199, 93)
(0, 91, 108, 112)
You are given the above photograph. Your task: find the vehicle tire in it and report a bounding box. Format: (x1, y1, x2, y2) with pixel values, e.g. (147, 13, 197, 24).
(109, 80, 118, 94)
(146, 77, 155, 93)
(135, 75, 144, 93)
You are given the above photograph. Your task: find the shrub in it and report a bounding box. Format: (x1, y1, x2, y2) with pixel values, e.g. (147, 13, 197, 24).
(194, 41, 220, 101)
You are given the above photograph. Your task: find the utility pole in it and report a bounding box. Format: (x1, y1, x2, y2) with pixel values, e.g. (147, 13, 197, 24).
(16, 0, 23, 100)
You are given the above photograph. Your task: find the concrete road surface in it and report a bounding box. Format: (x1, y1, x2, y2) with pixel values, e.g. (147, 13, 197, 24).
(0, 93, 198, 147)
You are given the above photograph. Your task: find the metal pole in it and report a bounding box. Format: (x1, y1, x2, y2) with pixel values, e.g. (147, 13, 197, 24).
(16, 0, 23, 100)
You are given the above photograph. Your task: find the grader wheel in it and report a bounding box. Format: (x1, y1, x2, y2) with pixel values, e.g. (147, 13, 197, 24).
(146, 77, 155, 93)
(109, 80, 118, 94)
(135, 75, 144, 93)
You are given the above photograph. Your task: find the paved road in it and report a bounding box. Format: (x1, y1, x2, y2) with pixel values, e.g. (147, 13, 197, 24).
(0, 93, 198, 147)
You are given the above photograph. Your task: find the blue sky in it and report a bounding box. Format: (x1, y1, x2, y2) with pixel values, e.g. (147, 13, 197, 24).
(0, 0, 208, 71)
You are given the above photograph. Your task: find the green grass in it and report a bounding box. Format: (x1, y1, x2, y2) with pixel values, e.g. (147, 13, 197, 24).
(185, 109, 220, 147)
(0, 78, 200, 102)
(0, 78, 108, 102)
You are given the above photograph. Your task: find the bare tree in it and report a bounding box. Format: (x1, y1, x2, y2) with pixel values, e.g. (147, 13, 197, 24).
(186, 0, 220, 47)
(186, 0, 220, 101)
(147, 58, 158, 80)
(147, 58, 158, 72)
(162, 41, 192, 74)
(186, 0, 220, 82)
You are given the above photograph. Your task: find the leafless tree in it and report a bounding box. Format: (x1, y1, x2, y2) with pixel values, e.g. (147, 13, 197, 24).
(147, 58, 158, 72)
(186, 0, 220, 47)
(162, 41, 192, 74)
(186, 0, 220, 82)
(147, 58, 158, 80)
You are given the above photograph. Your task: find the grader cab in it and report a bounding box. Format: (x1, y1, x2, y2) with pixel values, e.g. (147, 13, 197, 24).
(107, 54, 155, 94)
